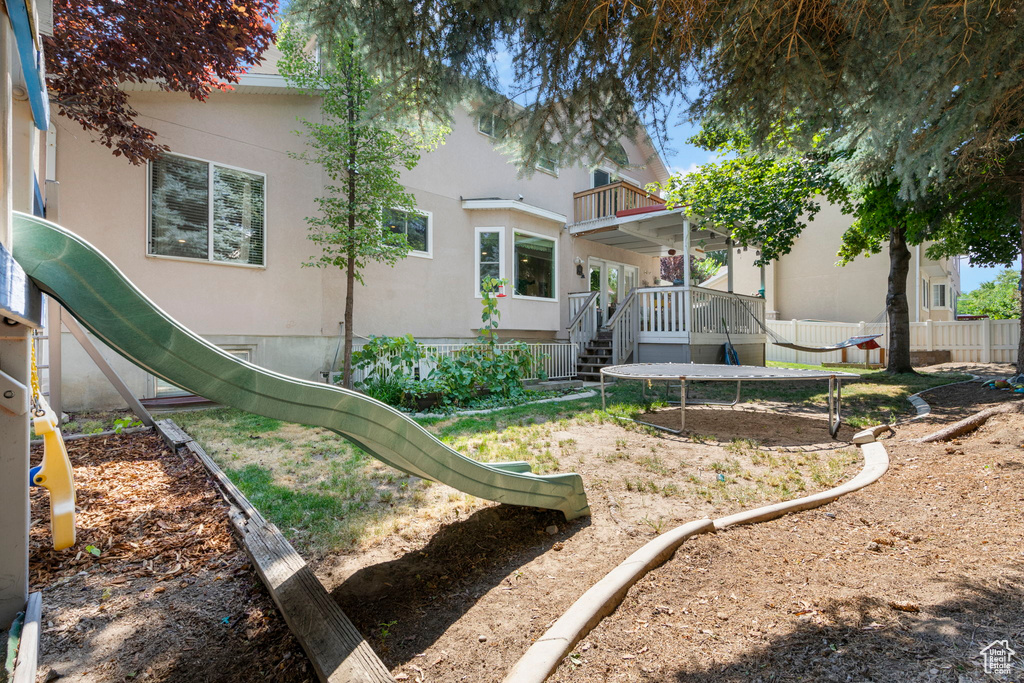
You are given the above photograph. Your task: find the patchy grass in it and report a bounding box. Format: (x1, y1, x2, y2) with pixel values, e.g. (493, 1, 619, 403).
(164, 367, 962, 554)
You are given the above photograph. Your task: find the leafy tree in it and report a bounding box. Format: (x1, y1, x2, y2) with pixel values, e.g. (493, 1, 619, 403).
(689, 2, 1024, 371)
(955, 271, 1021, 321)
(661, 252, 723, 285)
(838, 182, 1022, 371)
(46, 0, 277, 163)
(278, 24, 428, 389)
(661, 124, 848, 266)
(835, 184, 943, 373)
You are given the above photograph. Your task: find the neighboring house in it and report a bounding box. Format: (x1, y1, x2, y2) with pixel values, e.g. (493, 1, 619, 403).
(701, 201, 962, 323)
(45, 50, 716, 410)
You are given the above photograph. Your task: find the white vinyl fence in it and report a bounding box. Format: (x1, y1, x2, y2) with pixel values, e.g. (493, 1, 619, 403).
(339, 342, 578, 384)
(766, 318, 1021, 365)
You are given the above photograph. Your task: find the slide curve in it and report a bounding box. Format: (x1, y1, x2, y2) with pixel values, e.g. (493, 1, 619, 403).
(12, 212, 590, 520)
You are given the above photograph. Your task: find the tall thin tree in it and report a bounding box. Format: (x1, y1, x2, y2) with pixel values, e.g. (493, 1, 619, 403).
(279, 24, 431, 389)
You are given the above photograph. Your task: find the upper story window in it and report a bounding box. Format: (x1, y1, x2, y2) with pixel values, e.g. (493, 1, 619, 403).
(385, 208, 431, 257)
(592, 168, 611, 187)
(149, 154, 266, 267)
(921, 278, 930, 309)
(477, 113, 507, 139)
(932, 282, 948, 308)
(513, 230, 557, 300)
(606, 141, 629, 168)
(536, 155, 558, 176)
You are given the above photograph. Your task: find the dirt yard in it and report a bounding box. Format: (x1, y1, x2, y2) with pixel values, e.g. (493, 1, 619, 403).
(27, 367, 1024, 682)
(544, 381, 1024, 682)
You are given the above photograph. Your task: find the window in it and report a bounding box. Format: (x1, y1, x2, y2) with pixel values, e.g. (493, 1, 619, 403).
(477, 113, 507, 138)
(933, 282, 947, 308)
(921, 278, 930, 308)
(606, 141, 629, 168)
(385, 208, 431, 256)
(513, 231, 556, 300)
(592, 168, 612, 187)
(475, 228, 504, 297)
(149, 154, 265, 266)
(155, 349, 250, 397)
(536, 155, 558, 176)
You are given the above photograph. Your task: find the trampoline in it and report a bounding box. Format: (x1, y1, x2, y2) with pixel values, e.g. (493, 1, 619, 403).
(600, 363, 860, 438)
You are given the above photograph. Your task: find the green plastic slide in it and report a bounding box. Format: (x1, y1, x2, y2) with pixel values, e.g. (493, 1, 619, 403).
(12, 212, 590, 520)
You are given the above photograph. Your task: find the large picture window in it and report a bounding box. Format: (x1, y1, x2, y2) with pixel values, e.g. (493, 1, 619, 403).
(513, 231, 556, 300)
(385, 208, 431, 256)
(475, 228, 504, 296)
(149, 154, 265, 266)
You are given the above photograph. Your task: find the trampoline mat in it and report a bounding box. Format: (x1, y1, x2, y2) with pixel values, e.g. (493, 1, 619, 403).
(601, 363, 860, 381)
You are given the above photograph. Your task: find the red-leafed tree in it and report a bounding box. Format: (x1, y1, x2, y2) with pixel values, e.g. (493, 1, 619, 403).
(44, 0, 278, 164)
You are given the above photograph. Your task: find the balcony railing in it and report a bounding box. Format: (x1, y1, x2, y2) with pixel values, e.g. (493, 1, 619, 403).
(572, 180, 665, 223)
(604, 285, 767, 355)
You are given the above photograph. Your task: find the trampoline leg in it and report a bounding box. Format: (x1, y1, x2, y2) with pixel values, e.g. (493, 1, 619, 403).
(828, 375, 840, 438)
(733, 380, 742, 406)
(601, 372, 606, 412)
(680, 378, 686, 432)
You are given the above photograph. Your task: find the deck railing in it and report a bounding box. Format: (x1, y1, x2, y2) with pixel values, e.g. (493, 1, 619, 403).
(689, 287, 765, 336)
(342, 342, 579, 384)
(572, 180, 665, 223)
(636, 286, 688, 341)
(567, 291, 600, 353)
(605, 288, 638, 365)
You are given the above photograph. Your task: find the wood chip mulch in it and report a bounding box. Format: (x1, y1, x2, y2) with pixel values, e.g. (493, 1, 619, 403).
(28, 430, 315, 682)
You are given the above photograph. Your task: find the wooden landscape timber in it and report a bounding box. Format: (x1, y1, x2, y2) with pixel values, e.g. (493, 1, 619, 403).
(154, 419, 394, 683)
(917, 402, 1024, 443)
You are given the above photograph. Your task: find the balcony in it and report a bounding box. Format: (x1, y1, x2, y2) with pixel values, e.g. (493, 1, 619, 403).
(572, 180, 665, 224)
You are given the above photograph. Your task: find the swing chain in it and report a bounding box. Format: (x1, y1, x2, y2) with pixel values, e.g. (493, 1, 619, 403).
(30, 330, 45, 417)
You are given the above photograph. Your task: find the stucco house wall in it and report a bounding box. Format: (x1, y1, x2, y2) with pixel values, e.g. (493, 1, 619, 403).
(703, 201, 961, 324)
(47, 81, 665, 409)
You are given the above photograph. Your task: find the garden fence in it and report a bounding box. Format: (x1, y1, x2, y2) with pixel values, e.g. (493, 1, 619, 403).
(765, 318, 1021, 365)
(333, 342, 579, 385)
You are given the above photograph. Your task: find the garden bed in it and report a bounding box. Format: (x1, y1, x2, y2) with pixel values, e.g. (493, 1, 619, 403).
(28, 432, 313, 682)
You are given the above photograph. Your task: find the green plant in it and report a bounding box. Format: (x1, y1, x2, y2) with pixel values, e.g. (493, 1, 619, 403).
(81, 420, 104, 435)
(113, 417, 143, 434)
(279, 24, 445, 389)
(378, 620, 398, 641)
(640, 515, 666, 534)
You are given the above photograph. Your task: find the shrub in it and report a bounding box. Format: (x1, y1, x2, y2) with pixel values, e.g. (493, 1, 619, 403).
(338, 278, 547, 409)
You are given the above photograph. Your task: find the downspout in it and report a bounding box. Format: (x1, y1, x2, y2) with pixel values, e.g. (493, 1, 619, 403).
(726, 239, 734, 293)
(914, 244, 921, 322)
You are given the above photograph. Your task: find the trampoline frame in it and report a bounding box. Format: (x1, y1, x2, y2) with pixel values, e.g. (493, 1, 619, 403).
(599, 363, 858, 438)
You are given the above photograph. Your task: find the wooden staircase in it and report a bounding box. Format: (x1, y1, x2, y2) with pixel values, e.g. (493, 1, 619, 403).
(576, 330, 615, 381)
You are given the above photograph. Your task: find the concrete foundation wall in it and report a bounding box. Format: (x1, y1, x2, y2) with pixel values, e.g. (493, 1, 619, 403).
(635, 343, 765, 367)
(57, 330, 339, 412)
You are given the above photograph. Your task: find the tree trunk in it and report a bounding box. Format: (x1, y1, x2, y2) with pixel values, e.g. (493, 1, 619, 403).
(886, 221, 915, 374)
(1017, 183, 1024, 376)
(342, 252, 355, 390)
(341, 53, 358, 391)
